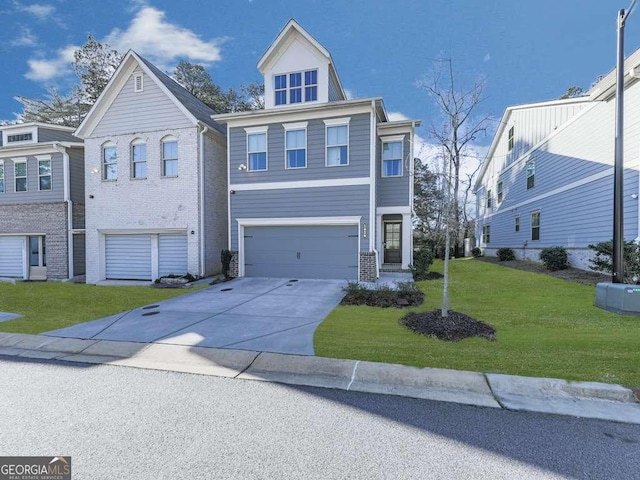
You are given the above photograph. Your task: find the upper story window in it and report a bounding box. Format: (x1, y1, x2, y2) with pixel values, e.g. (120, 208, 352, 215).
(486, 189, 492, 208)
(0, 161, 4, 194)
(245, 127, 268, 171)
(8, 133, 33, 143)
(325, 118, 349, 167)
(531, 211, 540, 241)
(102, 143, 117, 181)
(497, 180, 503, 203)
(38, 158, 51, 191)
(131, 140, 147, 179)
(508, 126, 514, 151)
(162, 137, 178, 177)
(14, 160, 27, 192)
(284, 122, 307, 169)
(515, 215, 520, 232)
(382, 138, 403, 177)
(274, 69, 318, 106)
(526, 160, 535, 189)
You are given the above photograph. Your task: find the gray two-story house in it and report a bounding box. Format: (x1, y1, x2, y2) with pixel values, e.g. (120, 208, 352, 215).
(214, 20, 419, 282)
(0, 122, 85, 280)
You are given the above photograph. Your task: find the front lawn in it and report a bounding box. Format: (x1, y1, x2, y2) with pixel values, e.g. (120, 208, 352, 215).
(314, 258, 640, 387)
(0, 282, 198, 334)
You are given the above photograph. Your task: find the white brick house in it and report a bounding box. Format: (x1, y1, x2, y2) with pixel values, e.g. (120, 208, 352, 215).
(75, 51, 227, 284)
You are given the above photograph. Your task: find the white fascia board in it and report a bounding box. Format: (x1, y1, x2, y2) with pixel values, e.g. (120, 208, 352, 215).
(1, 122, 75, 132)
(377, 206, 412, 215)
(230, 177, 370, 192)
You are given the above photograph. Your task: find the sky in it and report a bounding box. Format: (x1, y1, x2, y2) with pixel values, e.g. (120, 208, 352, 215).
(1, 0, 640, 157)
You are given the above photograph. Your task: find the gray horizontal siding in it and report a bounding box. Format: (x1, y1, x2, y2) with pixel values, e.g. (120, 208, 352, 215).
(0, 153, 64, 204)
(377, 134, 411, 207)
(230, 184, 370, 251)
(68, 147, 85, 205)
(92, 67, 192, 137)
(38, 128, 80, 143)
(229, 113, 371, 185)
(328, 75, 341, 102)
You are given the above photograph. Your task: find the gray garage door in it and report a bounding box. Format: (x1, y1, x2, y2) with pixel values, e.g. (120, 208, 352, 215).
(158, 234, 188, 277)
(105, 234, 152, 280)
(0, 236, 25, 278)
(244, 225, 358, 280)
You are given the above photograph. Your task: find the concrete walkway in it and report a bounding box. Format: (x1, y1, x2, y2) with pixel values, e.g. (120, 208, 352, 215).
(46, 278, 347, 356)
(0, 332, 638, 425)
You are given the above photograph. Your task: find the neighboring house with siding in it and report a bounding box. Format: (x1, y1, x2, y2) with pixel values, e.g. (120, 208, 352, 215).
(213, 20, 419, 282)
(474, 47, 640, 270)
(75, 51, 227, 284)
(0, 122, 84, 280)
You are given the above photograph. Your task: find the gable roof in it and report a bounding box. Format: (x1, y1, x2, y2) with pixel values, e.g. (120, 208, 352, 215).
(75, 51, 224, 138)
(257, 19, 346, 101)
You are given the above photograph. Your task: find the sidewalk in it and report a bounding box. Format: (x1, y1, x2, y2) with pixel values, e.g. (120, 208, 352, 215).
(0, 332, 638, 425)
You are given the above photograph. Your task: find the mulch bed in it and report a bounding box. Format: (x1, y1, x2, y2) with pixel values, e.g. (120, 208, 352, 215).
(400, 310, 497, 342)
(476, 256, 610, 286)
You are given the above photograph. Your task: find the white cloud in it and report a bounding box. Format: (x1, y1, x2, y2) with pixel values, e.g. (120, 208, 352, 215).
(483, 53, 491, 62)
(25, 45, 77, 81)
(15, 2, 55, 19)
(344, 88, 355, 100)
(11, 27, 38, 47)
(104, 6, 224, 68)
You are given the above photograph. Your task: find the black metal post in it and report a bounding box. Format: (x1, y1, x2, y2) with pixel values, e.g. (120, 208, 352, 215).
(613, 8, 626, 283)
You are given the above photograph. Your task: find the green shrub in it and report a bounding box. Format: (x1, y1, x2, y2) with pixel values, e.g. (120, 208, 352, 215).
(220, 249, 234, 279)
(496, 248, 516, 261)
(539, 246, 569, 271)
(471, 247, 482, 257)
(341, 281, 424, 308)
(588, 240, 640, 283)
(409, 249, 435, 281)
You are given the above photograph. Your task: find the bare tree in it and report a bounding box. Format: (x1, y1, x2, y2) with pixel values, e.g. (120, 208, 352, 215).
(417, 57, 490, 317)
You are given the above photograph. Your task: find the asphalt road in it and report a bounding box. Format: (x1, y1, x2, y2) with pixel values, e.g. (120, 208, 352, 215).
(0, 356, 638, 480)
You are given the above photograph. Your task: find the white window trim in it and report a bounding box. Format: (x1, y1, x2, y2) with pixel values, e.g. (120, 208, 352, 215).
(134, 73, 144, 92)
(284, 122, 308, 170)
(3, 127, 37, 145)
(37, 157, 52, 192)
(324, 118, 350, 167)
(273, 69, 319, 107)
(497, 180, 504, 204)
(102, 143, 117, 182)
(526, 160, 535, 189)
(381, 137, 404, 178)
(13, 158, 27, 193)
(531, 210, 541, 241)
(131, 140, 147, 180)
(161, 137, 178, 178)
(246, 130, 268, 172)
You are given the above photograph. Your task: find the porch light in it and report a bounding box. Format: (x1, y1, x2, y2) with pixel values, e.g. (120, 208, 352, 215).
(238, 163, 247, 171)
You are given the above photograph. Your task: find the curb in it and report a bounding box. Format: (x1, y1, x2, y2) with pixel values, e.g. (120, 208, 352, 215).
(0, 332, 638, 425)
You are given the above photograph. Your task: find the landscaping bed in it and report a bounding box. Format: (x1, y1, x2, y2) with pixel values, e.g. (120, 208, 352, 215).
(340, 281, 424, 308)
(400, 310, 496, 342)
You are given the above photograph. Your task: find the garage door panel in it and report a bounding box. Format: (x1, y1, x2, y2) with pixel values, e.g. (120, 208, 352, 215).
(105, 234, 152, 280)
(0, 237, 25, 278)
(244, 225, 358, 280)
(158, 234, 188, 277)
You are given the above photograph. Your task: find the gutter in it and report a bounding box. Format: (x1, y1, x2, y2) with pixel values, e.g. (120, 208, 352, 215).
(198, 123, 209, 278)
(53, 142, 74, 280)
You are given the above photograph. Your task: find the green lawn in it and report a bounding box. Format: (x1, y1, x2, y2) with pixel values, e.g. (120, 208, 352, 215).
(0, 282, 199, 334)
(315, 258, 640, 387)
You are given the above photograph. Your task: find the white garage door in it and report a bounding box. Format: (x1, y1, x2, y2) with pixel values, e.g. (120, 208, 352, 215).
(244, 225, 359, 280)
(0, 237, 25, 278)
(105, 234, 152, 280)
(158, 234, 188, 277)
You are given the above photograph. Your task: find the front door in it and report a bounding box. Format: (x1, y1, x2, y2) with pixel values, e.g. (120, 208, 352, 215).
(29, 236, 46, 280)
(383, 222, 402, 264)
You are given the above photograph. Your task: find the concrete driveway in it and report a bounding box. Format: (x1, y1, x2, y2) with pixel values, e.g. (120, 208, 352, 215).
(45, 278, 347, 355)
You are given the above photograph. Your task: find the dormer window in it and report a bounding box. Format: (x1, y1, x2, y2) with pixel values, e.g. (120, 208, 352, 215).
(274, 69, 318, 106)
(8, 133, 33, 143)
(3, 127, 37, 145)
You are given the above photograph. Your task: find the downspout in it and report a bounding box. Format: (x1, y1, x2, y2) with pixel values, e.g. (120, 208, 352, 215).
(370, 99, 379, 279)
(54, 142, 74, 280)
(198, 123, 209, 278)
